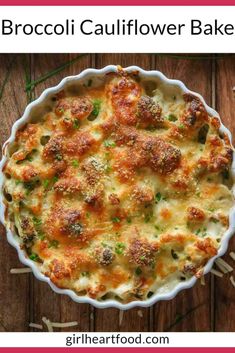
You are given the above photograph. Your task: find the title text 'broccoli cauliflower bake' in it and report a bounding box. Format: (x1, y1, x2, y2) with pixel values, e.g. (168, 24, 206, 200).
(2, 68, 234, 303)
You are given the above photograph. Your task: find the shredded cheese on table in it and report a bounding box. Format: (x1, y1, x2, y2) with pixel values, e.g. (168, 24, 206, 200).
(229, 252, 235, 261)
(10, 268, 32, 274)
(210, 268, 224, 278)
(29, 317, 79, 332)
(215, 258, 233, 273)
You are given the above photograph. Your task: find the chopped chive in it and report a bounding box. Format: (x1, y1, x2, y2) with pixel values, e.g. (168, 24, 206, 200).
(111, 217, 121, 223)
(73, 119, 80, 129)
(91, 99, 101, 118)
(43, 179, 50, 188)
(208, 207, 215, 212)
(33, 217, 42, 227)
(48, 239, 59, 248)
(167, 114, 177, 122)
(115, 242, 125, 255)
(81, 271, 90, 277)
(144, 213, 152, 223)
(155, 192, 162, 203)
(37, 232, 45, 240)
(29, 253, 39, 262)
(52, 176, 59, 184)
(72, 159, 79, 167)
(104, 140, 116, 148)
(135, 267, 142, 276)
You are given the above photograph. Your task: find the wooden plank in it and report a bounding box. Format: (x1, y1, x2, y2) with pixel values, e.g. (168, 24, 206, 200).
(0, 54, 30, 331)
(152, 55, 213, 332)
(31, 54, 92, 332)
(94, 53, 153, 332)
(215, 56, 235, 332)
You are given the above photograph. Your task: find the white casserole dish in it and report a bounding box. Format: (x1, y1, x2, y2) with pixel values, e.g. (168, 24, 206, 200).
(0, 65, 234, 310)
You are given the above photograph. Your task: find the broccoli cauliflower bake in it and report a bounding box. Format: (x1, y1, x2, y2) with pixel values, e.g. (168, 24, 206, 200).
(2, 68, 234, 302)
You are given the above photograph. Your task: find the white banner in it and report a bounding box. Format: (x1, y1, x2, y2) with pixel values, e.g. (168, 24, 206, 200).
(0, 6, 235, 52)
(0, 332, 234, 347)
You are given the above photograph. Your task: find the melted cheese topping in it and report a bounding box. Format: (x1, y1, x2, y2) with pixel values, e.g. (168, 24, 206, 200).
(3, 69, 234, 303)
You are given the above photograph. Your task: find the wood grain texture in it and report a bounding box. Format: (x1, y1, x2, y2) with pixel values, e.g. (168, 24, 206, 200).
(0, 54, 234, 332)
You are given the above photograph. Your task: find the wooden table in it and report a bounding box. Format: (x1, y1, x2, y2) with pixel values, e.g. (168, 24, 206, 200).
(0, 53, 235, 332)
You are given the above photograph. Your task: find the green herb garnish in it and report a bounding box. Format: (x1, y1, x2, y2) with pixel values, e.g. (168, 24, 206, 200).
(52, 176, 59, 184)
(171, 249, 179, 260)
(208, 207, 215, 212)
(73, 119, 80, 129)
(29, 253, 39, 262)
(115, 242, 125, 255)
(155, 192, 162, 203)
(135, 267, 142, 276)
(104, 140, 116, 148)
(48, 240, 59, 248)
(167, 114, 177, 122)
(91, 99, 101, 117)
(105, 163, 112, 173)
(111, 217, 121, 223)
(72, 159, 79, 167)
(144, 213, 152, 223)
(43, 179, 50, 189)
(33, 217, 42, 227)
